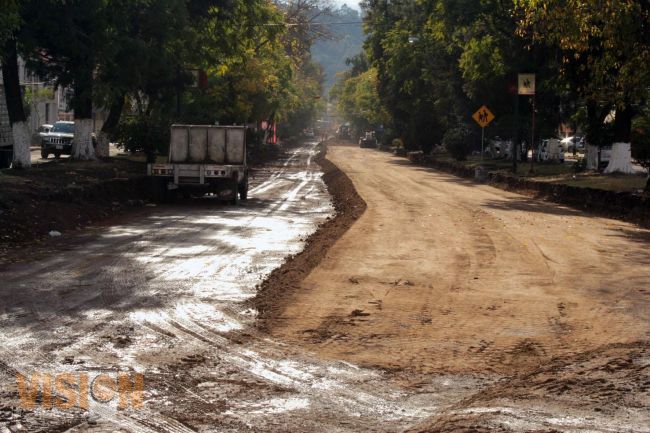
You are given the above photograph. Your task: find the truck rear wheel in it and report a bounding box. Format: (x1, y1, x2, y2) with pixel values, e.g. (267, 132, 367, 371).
(152, 178, 176, 203)
(231, 179, 239, 205)
(238, 179, 248, 201)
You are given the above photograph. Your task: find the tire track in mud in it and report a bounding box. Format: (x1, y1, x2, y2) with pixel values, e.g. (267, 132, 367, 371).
(130, 303, 437, 424)
(0, 358, 195, 433)
(0, 142, 330, 432)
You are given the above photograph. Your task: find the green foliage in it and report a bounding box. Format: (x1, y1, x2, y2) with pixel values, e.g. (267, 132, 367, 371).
(443, 126, 473, 161)
(20, 0, 113, 117)
(22, 86, 54, 120)
(332, 67, 387, 135)
(516, 0, 650, 143)
(458, 35, 506, 96)
(112, 114, 170, 156)
(346, 0, 649, 162)
(9, 0, 327, 160)
(356, 0, 549, 153)
(0, 0, 20, 55)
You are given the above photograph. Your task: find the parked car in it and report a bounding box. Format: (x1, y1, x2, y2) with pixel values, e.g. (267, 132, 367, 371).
(561, 136, 585, 153)
(40, 121, 74, 159)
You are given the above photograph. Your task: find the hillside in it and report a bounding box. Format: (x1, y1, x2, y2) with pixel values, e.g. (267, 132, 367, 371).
(311, 4, 364, 92)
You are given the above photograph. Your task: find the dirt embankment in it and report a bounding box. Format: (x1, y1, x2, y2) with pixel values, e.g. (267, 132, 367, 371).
(254, 142, 367, 329)
(0, 159, 153, 260)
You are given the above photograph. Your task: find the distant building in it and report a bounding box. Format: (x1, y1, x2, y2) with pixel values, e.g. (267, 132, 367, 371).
(17, 57, 62, 130)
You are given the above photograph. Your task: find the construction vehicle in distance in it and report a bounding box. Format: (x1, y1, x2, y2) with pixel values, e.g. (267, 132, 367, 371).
(359, 131, 377, 148)
(147, 124, 248, 204)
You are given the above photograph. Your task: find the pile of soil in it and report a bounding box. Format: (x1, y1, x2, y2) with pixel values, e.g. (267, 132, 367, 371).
(0, 158, 150, 261)
(253, 140, 367, 329)
(408, 341, 650, 432)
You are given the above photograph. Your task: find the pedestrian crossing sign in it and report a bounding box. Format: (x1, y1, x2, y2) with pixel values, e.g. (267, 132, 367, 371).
(472, 105, 495, 128)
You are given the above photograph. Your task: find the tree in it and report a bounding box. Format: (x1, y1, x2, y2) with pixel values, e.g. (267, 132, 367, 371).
(332, 67, 387, 135)
(443, 125, 473, 161)
(105, 0, 326, 151)
(631, 106, 650, 191)
(0, 0, 20, 53)
(21, 0, 112, 160)
(1, 1, 31, 169)
(517, 0, 650, 173)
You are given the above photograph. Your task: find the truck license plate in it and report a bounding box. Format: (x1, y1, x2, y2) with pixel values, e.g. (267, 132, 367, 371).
(56, 145, 63, 149)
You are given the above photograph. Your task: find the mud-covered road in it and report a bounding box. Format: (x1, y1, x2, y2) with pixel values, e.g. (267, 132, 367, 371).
(0, 142, 461, 433)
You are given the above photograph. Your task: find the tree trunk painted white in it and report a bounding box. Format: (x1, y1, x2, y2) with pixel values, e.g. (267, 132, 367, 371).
(604, 142, 635, 174)
(95, 130, 110, 158)
(586, 144, 599, 170)
(11, 121, 31, 168)
(72, 118, 96, 160)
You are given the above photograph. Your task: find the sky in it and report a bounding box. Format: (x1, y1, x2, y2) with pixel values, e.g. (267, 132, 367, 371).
(333, 0, 361, 11)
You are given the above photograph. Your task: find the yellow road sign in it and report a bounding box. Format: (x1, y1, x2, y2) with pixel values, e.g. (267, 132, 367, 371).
(518, 73, 536, 95)
(472, 105, 495, 128)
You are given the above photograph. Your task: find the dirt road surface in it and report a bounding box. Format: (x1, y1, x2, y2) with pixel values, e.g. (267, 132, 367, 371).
(270, 142, 650, 431)
(1, 140, 648, 432)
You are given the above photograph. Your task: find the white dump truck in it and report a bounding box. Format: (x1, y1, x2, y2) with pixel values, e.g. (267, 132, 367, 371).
(147, 124, 248, 203)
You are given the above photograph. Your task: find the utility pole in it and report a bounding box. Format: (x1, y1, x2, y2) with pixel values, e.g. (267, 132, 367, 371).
(515, 73, 536, 174)
(529, 94, 536, 173)
(513, 91, 519, 174)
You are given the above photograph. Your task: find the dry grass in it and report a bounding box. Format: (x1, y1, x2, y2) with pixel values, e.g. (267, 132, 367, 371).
(533, 172, 648, 192)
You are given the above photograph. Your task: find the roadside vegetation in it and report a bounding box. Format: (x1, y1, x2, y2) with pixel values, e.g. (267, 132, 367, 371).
(331, 0, 650, 190)
(1, 0, 331, 168)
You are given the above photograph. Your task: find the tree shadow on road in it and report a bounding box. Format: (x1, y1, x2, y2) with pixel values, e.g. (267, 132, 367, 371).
(385, 158, 481, 187)
(480, 197, 586, 217)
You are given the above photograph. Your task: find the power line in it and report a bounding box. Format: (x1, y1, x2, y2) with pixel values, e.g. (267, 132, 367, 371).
(262, 21, 363, 27)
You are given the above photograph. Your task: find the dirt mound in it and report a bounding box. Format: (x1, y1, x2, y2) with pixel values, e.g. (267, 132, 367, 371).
(0, 159, 152, 262)
(253, 140, 367, 329)
(408, 341, 650, 432)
